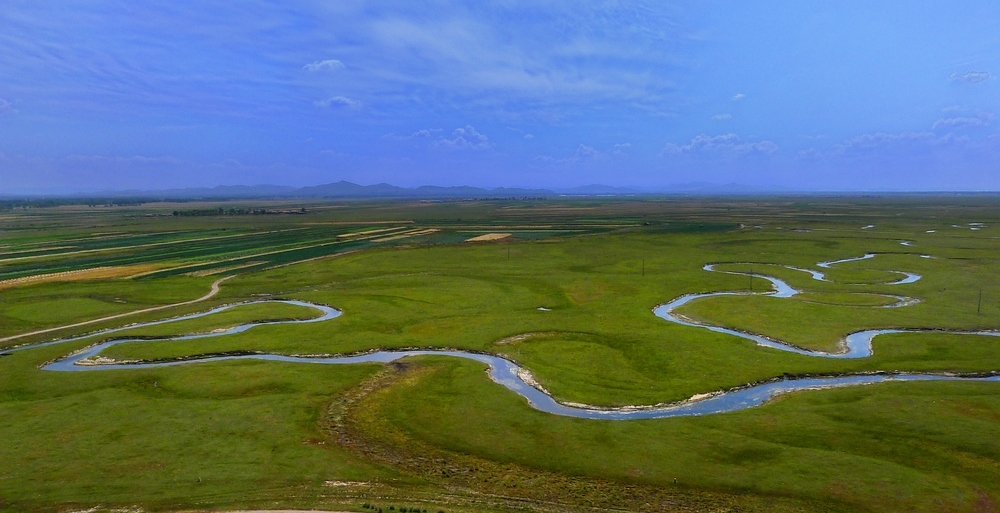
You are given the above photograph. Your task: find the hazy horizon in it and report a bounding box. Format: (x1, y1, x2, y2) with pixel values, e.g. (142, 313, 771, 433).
(2, 1, 999, 193)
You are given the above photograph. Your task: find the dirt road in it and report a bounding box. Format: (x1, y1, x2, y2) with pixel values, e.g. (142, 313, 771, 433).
(0, 275, 233, 345)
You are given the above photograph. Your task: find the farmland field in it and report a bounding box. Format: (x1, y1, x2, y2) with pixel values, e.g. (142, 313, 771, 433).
(2, 196, 1000, 513)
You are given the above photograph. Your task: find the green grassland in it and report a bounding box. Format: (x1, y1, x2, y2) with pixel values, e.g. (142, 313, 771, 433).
(1, 196, 1000, 512)
(104, 301, 324, 340)
(0, 276, 217, 337)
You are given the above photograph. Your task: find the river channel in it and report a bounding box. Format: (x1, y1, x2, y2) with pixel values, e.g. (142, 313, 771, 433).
(8, 255, 999, 420)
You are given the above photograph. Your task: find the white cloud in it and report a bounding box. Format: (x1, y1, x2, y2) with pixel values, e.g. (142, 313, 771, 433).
(64, 154, 183, 165)
(434, 125, 492, 150)
(932, 112, 994, 129)
(662, 133, 777, 155)
(712, 113, 731, 120)
(815, 130, 993, 159)
(732, 93, 745, 101)
(576, 144, 602, 159)
(304, 59, 345, 72)
(352, 5, 685, 110)
(949, 71, 990, 84)
(0, 2, 693, 126)
(409, 128, 441, 138)
(797, 129, 1000, 173)
(385, 128, 442, 140)
(836, 131, 935, 151)
(524, 133, 534, 139)
(796, 148, 824, 160)
(535, 143, 631, 164)
(314, 96, 362, 109)
(0, 97, 14, 115)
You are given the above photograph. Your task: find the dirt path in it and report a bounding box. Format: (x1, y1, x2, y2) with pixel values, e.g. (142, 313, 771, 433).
(0, 275, 233, 345)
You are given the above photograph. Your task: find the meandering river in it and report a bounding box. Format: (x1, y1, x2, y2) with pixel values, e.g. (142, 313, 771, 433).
(8, 255, 999, 420)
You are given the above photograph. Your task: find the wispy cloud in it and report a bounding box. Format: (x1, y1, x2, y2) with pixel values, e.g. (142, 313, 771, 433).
(800, 130, 994, 160)
(535, 143, 631, 164)
(384, 128, 443, 140)
(347, 3, 688, 113)
(434, 125, 492, 150)
(318, 149, 348, 159)
(794, 128, 1000, 189)
(64, 154, 183, 165)
(0, 97, 13, 115)
(732, 93, 745, 101)
(949, 71, 991, 84)
(0, 1, 692, 146)
(303, 59, 345, 72)
(712, 113, 731, 120)
(835, 131, 937, 153)
(314, 96, 362, 109)
(932, 112, 994, 129)
(662, 134, 777, 155)
(797, 126, 1000, 162)
(576, 144, 603, 159)
(795, 148, 824, 161)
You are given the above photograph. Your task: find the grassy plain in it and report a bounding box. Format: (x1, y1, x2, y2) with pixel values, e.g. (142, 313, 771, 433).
(1, 196, 1000, 512)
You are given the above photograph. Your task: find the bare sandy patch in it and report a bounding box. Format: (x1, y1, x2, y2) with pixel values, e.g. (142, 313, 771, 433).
(336, 226, 406, 239)
(0, 264, 166, 290)
(324, 480, 371, 487)
(0, 245, 74, 257)
(187, 261, 267, 277)
(517, 368, 550, 394)
(373, 228, 440, 242)
(494, 331, 558, 345)
(465, 232, 511, 242)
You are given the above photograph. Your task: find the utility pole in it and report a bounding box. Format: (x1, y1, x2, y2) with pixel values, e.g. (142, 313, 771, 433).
(749, 266, 753, 293)
(978, 288, 983, 314)
(642, 259, 645, 276)
(507, 246, 510, 261)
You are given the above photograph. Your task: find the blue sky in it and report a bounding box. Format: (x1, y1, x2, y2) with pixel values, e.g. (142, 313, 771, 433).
(1, 0, 999, 192)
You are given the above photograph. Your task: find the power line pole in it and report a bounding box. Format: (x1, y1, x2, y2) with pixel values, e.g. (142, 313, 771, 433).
(978, 288, 982, 314)
(642, 259, 645, 277)
(749, 266, 753, 293)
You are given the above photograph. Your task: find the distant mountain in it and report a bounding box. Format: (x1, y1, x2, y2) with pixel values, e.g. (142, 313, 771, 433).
(296, 181, 403, 197)
(88, 184, 299, 199)
(85, 181, 554, 200)
(296, 181, 552, 198)
(557, 184, 641, 195)
(9, 180, 799, 200)
(661, 182, 791, 194)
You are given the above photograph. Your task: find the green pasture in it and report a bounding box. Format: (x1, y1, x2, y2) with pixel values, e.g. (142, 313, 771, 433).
(0, 276, 216, 338)
(103, 301, 325, 340)
(0, 345, 394, 510)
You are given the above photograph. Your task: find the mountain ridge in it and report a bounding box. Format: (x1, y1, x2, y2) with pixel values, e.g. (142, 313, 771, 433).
(2, 181, 800, 199)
